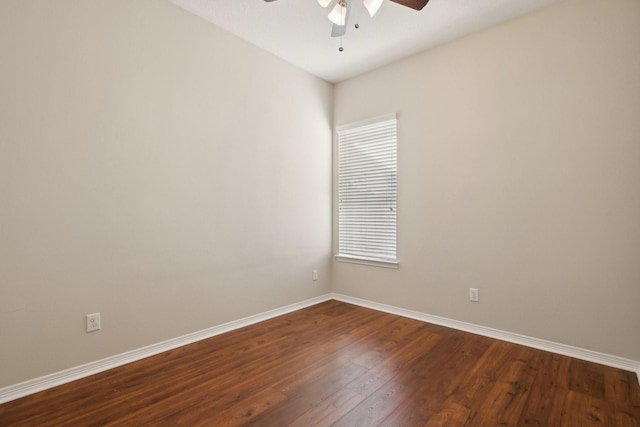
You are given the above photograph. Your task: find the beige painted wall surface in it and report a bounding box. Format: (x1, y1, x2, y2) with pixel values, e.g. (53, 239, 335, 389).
(0, 0, 332, 387)
(333, 0, 640, 360)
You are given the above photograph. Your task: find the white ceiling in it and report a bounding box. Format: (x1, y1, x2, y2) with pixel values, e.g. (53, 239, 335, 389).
(168, 0, 561, 83)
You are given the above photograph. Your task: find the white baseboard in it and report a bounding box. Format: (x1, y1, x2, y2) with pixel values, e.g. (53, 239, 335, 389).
(0, 294, 333, 405)
(2, 292, 638, 404)
(331, 293, 640, 384)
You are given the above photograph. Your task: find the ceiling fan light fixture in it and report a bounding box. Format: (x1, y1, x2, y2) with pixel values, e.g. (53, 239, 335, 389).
(317, 0, 332, 7)
(363, 0, 384, 17)
(328, 1, 347, 26)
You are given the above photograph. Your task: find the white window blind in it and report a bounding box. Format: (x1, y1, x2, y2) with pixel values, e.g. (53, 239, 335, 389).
(337, 114, 397, 264)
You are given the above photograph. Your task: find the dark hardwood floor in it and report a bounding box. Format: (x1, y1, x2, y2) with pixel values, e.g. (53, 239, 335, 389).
(1, 300, 638, 426)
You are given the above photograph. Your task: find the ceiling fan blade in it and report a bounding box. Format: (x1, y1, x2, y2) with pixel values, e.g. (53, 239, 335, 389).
(331, 0, 352, 37)
(389, 0, 429, 11)
(264, 0, 278, 2)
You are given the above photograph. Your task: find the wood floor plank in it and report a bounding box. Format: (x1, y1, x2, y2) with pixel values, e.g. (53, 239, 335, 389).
(287, 387, 365, 427)
(378, 333, 493, 426)
(569, 359, 606, 399)
(518, 352, 571, 426)
(332, 376, 412, 426)
(337, 331, 482, 426)
(423, 401, 472, 427)
(604, 367, 640, 425)
(433, 339, 520, 422)
(1, 300, 638, 426)
(466, 347, 539, 426)
(164, 386, 288, 427)
(347, 327, 444, 395)
(562, 390, 615, 426)
(242, 362, 368, 426)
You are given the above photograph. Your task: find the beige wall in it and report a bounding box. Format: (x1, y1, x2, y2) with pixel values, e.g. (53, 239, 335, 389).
(333, 0, 640, 361)
(0, 0, 333, 387)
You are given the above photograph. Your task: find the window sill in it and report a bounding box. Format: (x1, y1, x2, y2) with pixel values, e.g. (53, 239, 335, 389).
(335, 255, 399, 269)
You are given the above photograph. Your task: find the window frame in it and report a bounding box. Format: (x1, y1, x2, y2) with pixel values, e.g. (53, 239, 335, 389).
(335, 113, 398, 269)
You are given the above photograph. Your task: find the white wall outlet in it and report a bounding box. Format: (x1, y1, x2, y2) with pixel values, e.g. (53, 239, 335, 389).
(469, 288, 479, 302)
(86, 312, 101, 332)
(312, 270, 318, 281)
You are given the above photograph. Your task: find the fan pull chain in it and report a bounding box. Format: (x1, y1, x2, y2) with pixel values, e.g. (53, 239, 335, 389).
(338, 2, 346, 52)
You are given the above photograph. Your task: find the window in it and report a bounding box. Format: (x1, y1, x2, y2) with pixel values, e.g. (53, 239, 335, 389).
(337, 113, 397, 266)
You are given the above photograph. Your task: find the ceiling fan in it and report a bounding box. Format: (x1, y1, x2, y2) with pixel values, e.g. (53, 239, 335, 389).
(264, 0, 429, 39)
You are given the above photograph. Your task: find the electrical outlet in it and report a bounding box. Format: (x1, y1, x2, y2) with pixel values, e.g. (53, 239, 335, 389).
(469, 288, 479, 302)
(86, 313, 101, 332)
(312, 270, 318, 281)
